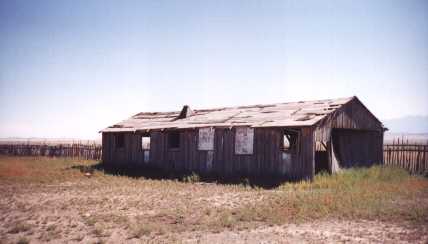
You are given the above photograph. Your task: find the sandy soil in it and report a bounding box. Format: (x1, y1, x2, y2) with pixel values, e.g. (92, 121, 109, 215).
(0, 156, 427, 243)
(180, 220, 428, 244)
(1, 179, 427, 244)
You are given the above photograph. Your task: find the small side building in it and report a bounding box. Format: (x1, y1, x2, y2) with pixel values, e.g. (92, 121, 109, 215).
(100, 96, 385, 180)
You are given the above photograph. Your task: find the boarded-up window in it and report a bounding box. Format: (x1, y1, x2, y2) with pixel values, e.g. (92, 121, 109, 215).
(198, 127, 214, 150)
(235, 127, 254, 154)
(141, 135, 150, 163)
(141, 136, 150, 150)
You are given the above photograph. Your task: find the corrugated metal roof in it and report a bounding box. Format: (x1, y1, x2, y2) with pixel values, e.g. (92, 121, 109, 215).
(100, 97, 355, 132)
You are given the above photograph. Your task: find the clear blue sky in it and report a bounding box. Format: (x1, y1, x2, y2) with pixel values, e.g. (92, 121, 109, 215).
(1, 0, 427, 139)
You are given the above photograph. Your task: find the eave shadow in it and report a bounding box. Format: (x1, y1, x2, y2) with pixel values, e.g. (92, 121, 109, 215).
(76, 162, 303, 189)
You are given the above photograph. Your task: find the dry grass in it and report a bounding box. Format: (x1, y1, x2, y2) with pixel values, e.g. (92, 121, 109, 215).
(7, 222, 32, 234)
(0, 155, 427, 243)
(16, 237, 29, 244)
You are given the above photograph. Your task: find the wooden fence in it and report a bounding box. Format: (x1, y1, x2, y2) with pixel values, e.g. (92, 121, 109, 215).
(0, 143, 102, 160)
(1, 140, 427, 174)
(384, 139, 428, 175)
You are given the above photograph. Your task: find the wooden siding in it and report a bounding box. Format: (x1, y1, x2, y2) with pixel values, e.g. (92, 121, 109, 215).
(299, 127, 315, 180)
(101, 99, 383, 180)
(384, 141, 428, 175)
(312, 99, 384, 172)
(102, 127, 315, 180)
(315, 98, 383, 143)
(331, 129, 383, 167)
(314, 99, 383, 173)
(102, 132, 149, 166)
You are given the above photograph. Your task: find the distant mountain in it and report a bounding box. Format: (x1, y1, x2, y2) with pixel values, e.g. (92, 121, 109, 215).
(383, 115, 428, 134)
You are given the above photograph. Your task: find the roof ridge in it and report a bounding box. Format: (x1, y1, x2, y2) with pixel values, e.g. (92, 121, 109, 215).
(133, 96, 355, 115)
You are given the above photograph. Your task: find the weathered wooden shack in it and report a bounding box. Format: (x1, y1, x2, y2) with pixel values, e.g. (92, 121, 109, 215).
(100, 96, 385, 180)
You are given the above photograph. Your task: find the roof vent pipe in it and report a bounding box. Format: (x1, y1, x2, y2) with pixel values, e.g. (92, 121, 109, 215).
(176, 105, 194, 120)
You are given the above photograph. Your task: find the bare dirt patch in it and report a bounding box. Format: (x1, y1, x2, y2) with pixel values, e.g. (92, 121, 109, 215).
(180, 220, 428, 244)
(0, 156, 427, 243)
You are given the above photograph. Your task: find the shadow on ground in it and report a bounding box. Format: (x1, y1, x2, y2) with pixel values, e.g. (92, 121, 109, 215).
(71, 162, 298, 189)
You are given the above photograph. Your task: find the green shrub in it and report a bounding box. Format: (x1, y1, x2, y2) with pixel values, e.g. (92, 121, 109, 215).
(182, 172, 200, 183)
(8, 222, 31, 234)
(16, 237, 29, 244)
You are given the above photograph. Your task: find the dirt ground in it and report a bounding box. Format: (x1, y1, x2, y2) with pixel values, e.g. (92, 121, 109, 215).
(180, 220, 427, 244)
(0, 156, 427, 243)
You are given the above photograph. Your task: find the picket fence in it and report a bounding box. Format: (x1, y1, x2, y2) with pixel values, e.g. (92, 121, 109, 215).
(384, 139, 428, 175)
(0, 143, 102, 160)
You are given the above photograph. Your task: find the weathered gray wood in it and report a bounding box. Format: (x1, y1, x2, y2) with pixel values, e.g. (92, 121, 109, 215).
(383, 141, 428, 175)
(100, 97, 385, 181)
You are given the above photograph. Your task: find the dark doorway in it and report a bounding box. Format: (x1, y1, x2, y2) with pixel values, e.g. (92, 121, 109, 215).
(331, 129, 382, 168)
(315, 150, 329, 174)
